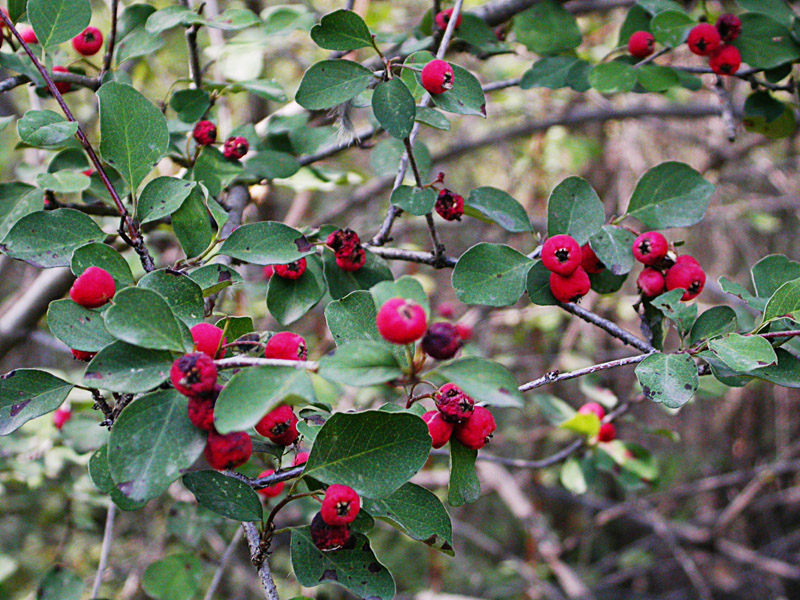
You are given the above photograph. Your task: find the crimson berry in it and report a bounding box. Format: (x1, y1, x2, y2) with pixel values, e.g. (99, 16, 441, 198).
(72, 26, 103, 56)
(326, 228, 361, 253)
(70, 266, 116, 308)
(52, 407, 72, 430)
(578, 402, 606, 420)
(170, 352, 218, 396)
(187, 395, 216, 431)
(709, 45, 741, 76)
(294, 451, 310, 466)
(437, 302, 456, 319)
(321, 484, 361, 526)
(455, 323, 473, 341)
(580, 244, 604, 274)
(20, 27, 38, 44)
(435, 383, 474, 423)
(421, 322, 462, 360)
(435, 8, 462, 30)
(453, 406, 496, 450)
(597, 422, 616, 443)
(632, 231, 668, 266)
(274, 259, 307, 280)
(255, 404, 299, 446)
(637, 268, 666, 298)
(256, 469, 285, 498)
(423, 410, 454, 449)
(665, 262, 706, 301)
(716, 14, 742, 43)
(687, 23, 721, 56)
(223, 136, 249, 160)
(191, 323, 227, 359)
(628, 31, 655, 58)
(675, 254, 700, 268)
(376, 298, 428, 345)
(193, 120, 217, 146)
(542, 235, 581, 276)
(435, 189, 464, 221)
(265, 331, 307, 361)
(262, 265, 274, 280)
(421, 60, 454, 95)
(70, 349, 96, 362)
(335, 246, 366, 272)
(52, 66, 72, 94)
(549, 267, 591, 303)
(310, 512, 350, 551)
(204, 429, 252, 470)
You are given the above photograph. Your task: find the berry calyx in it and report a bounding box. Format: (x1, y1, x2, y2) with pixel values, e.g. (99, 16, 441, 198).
(421, 322, 462, 360)
(709, 45, 741, 76)
(423, 410, 454, 449)
(310, 512, 350, 551)
(223, 136, 249, 160)
(187, 394, 216, 431)
(294, 451, 310, 466)
(72, 26, 104, 56)
(435, 383, 474, 423)
(190, 323, 227, 359)
(435, 189, 464, 221)
(70, 349, 96, 362)
(69, 266, 116, 308)
(376, 298, 428, 345)
(665, 262, 706, 301)
(716, 14, 742, 43)
(578, 402, 606, 420)
(255, 404, 299, 446)
(20, 27, 38, 44)
(193, 120, 217, 146)
(542, 234, 582, 276)
(435, 8, 462, 31)
(256, 470, 285, 498)
(274, 259, 307, 280)
(170, 352, 218, 396)
(265, 331, 308, 361)
(632, 231, 668, 266)
(549, 267, 591, 303)
(580, 244, 605, 274)
(321, 484, 361, 526)
(453, 406, 496, 450)
(628, 31, 655, 58)
(637, 267, 666, 298)
(52, 67, 72, 94)
(204, 429, 252, 470)
(597, 422, 616, 443)
(53, 407, 72, 430)
(421, 60, 454, 95)
(687, 23, 721, 56)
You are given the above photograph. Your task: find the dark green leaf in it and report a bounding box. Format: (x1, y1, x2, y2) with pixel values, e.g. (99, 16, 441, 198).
(18, 110, 78, 147)
(372, 78, 416, 139)
(0, 369, 73, 436)
(513, 0, 582, 55)
(452, 243, 533, 306)
(190, 146, 243, 197)
(526, 261, 558, 306)
(322, 249, 393, 301)
(763, 278, 800, 322)
(28, 0, 90, 48)
(267, 254, 325, 325)
(245, 150, 301, 180)
(635, 352, 697, 408)
(188, 264, 243, 296)
(139, 270, 206, 327)
(83, 341, 174, 393)
(521, 56, 581, 90)
(733, 13, 800, 70)
(436, 357, 523, 407)
(651, 289, 697, 339)
(689, 306, 738, 346)
(170, 89, 211, 124)
(182, 470, 263, 521)
(465, 187, 532, 233)
(71, 242, 135, 288)
(431, 64, 486, 117)
(415, 106, 450, 130)
(104, 287, 189, 352)
(172, 188, 213, 259)
(137, 177, 196, 224)
(219, 221, 314, 265)
(310, 9, 373, 51)
(448, 439, 479, 506)
(708, 334, 777, 372)
(0, 183, 43, 240)
(296, 60, 375, 111)
(390, 185, 436, 216)
(47, 300, 116, 352)
(589, 226, 635, 275)
(650, 10, 694, 47)
(547, 176, 605, 244)
(318, 341, 404, 386)
(142, 554, 203, 600)
(589, 62, 637, 94)
(36, 566, 84, 600)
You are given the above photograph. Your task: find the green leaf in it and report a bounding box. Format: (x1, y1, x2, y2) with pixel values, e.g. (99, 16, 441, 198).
(436, 357, 523, 407)
(142, 554, 203, 600)
(97, 82, 169, 193)
(363, 483, 453, 555)
(36, 171, 91, 194)
(291, 529, 395, 600)
(139, 270, 205, 327)
(169, 89, 211, 124)
(763, 278, 800, 322)
(635, 353, 697, 408)
(322, 249, 393, 301)
(188, 264, 243, 297)
(452, 243, 533, 306)
(83, 341, 174, 393)
(589, 62, 637, 94)
(526, 261, 558, 306)
(318, 341, 404, 386)
(89, 445, 148, 511)
(137, 177, 196, 224)
(267, 254, 325, 325)
(47, 300, 116, 353)
(752, 254, 800, 299)
(372, 78, 416, 139)
(370, 276, 431, 318)
(7, 0, 27, 23)
(219, 221, 314, 265)
(0, 183, 43, 241)
(104, 287, 189, 352)
(749, 348, 800, 388)
(36, 567, 84, 600)
(0, 369, 73, 436)
(448, 439, 480, 506)
(737, 0, 794, 25)
(28, 0, 90, 48)
(743, 91, 796, 139)
(637, 64, 681, 92)
(310, 9, 373, 51)
(465, 187, 532, 233)
(190, 146, 243, 197)
(144, 6, 200, 33)
(733, 13, 800, 70)
(182, 470, 263, 521)
(637, 0, 685, 15)
(650, 10, 694, 47)
(296, 60, 375, 111)
(513, 0, 582, 55)
(531, 393, 576, 425)
(109, 389, 206, 502)
(390, 185, 437, 216)
(708, 333, 778, 372)
(625, 161, 714, 229)
(303, 411, 431, 498)
(431, 64, 486, 118)
(172, 188, 213, 259)
(325, 290, 384, 346)
(689, 306, 738, 346)
(371, 138, 431, 178)
(115, 28, 165, 65)
(547, 176, 605, 244)
(245, 151, 301, 180)
(589, 226, 635, 275)
(214, 366, 315, 434)
(415, 106, 450, 131)
(0, 208, 105, 268)
(618, 5, 652, 46)
(71, 242, 135, 288)
(521, 56, 581, 90)
(560, 457, 589, 494)
(651, 289, 697, 339)
(18, 110, 78, 148)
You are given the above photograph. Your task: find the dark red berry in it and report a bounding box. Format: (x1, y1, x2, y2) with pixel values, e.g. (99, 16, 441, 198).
(421, 322, 462, 360)
(72, 27, 103, 56)
(435, 8, 462, 31)
(255, 404, 299, 446)
(628, 31, 655, 58)
(70, 267, 116, 308)
(326, 228, 361, 253)
(52, 66, 72, 94)
(321, 484, 361, 526)
(435, 383, 474, 424)
(193, 120, 217, 146)
(274, 259, 307, 280)
(223, 136, 249, 160)
(256, 469, 285, 498)
(549, 267, 591, 303)
(665, 262, 706, 301)
(53, 407, 72, 430)
(187, 386, 220, 431)
(204, 429, 252, 470)
(578, 402, 606, 420)
(423, 410, 454, 448)
(716, 14, 742, 43)
(687, 23, 721, 56)
(580, 244, 605, 274)
(71, 349, 96, 362)
(335, 246, 366, 272)
(637, 268, 666, 298)
(709, 45, 741, 76)
(421, 60, 454, 95)
(376, 298, 428, 345)
(265, 332, 307, 361)
(310, 511, 350, 551)
(632, 232, 668, 266)
(542, 235, 581, 276)
(435, 189, 464, 221)
(453, 406, 496, 450)
(191, 323, 227, 359)
(170, 352, 218, 396)
(597, 422, 616, 443)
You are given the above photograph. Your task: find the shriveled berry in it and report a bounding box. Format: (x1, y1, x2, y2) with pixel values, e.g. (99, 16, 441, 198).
(423, 410, 454, 449)
(549, 267, 591, 303)
(453, 406, 496, 450)
(709, 44, 741, 76)
(578, 402, 606, 420)
(191, 323, 227, 359)
(193, 120, 217, 146)
(223, 136, 249, 160)
(72, 27, 103, 55)
(53, 407, 72, 430)
(170, 352, 218, 396)
(687, 23, 721, 56)
(435, 383, 474, 423)
(71, 349, 96, 362)
(376, 298, 428, 345)
(421, 60, 454, 95)
(310, 511, 350, 551)
(274, 259, 307, 280)
(256, 469, 285, 498)
(435, 189, 464, 221)
(421, 322, 462, 360)
(716, 14, 742, 43)
(628, 31, 655, 58)
(294, 451, 310, 466)
(321, 484, 361, 526)
(326, 228, 361, 253)
(435, 8, 462, 31)
(255, 404, 299, 446)
(580, 244, 605, 274)
(204, 429, 252, 470)
(597, 422, 616, 443)
(70, 266, 116, 308)
(265, 331, 307, 361)
(20, 27, 38, 44)
(542, 235, 581, 276)
(455, 323, 473, 341)
(665, 262, 706, 301)
(335, 246, 366, 272)
(632, 231, 668, 266)
(637, 267, 666, 298)
(52, 66, 72, 94)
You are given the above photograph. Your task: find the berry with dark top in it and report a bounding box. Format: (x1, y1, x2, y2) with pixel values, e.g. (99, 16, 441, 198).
(453, 406, 496, 450)
(665, 261, 706, 301)
(376, 298, 428, 345)
(265, 331, 307, 361)
(435, 189, 464, 221)
(204, 429, 252, 470)
(72, 27, 103, 56)
(435, 8, 462, 31)
(321, 484, 361, 526)
(190, 323, 227, 359)
(637, 267, 666, 298)
(335, 246, 366, 272)
(421, 60, 454, 95)
(223, 136, 249, 160)
(70, 267, 116, 308)
(255, 404, 299, 446)
(628, 31, 655, 58)
(423, 410, 454, 449)
(435, 383, 474, 423)
(170, 352, 218, 396)
(716, 14, 742, 43)
(310, 512, 350, 551)
(193, 120, 217, 146)
(256, 469, 285, 498)
(187, 395, 216, 431)
(709, 45, 741, 76)
(274, 259, 307, 280)
(632, 231, 668, 266)
(687, 23, 721, 56)
(421, 322, 462, 360)
(542, 234, 581, 276)
(549, 267, 591, 303)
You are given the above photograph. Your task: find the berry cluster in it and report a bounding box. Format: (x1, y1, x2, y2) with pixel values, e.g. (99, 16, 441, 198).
(192, 120, 250, 161)
(632, 232, 706, 301)
(326, 228, 367, 272)
(540, 235, 594, 303)
(310, 484, 362, 550)
(425, 384, 496, 450)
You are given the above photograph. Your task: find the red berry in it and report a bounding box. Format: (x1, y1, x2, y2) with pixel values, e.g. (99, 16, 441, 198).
(69, 266, 116, 308)
(335, 246, 366, 272)
(256, 469, 285, 498)
(264, 331, 307, 361)
(435, 189, 464, 221)
(255, 404, 299, 446)
(326, 228, 361, 252)
(716, 14, 742, 43)
(70, 349, 96, 362)
(327, 228, 366, 271)
(310, 511, 350, 551)
(437, 302, 456, 319)
(193, 120, 217, 146)
(20, 27, 38, 44)
(632, 231, 668, 266)
(628, 31, 655, 58)
(435, 8, 463, 30)
(637, 267, 666, 298)
(423, 410, 454, 449)
(435, 383, 474, 423)
(709, 45, 741, 76)
(578, 402, 606, 420)
(421, 60, 454, 95)
(542, 235, 581, 276)
(52, 66, 72, 94)
(665, 262, 706, 301)
(187, 386, 220, 431)
(274, 259, 307, 280)
(421, 322, 462, 360)
(262, 265, 274, 280)
(453, 406, 496, 450)
(190, 323, 227, 359)
(72, 26, 103, 55)
(223, 136, 249, 160)
(376, 298, 428, 345)
(597, 422, 616, 443)
(204, 429, 252, 470)
(687, 23, 721, 56)
(321, 484, 361, 526)
(580, 244, 604, 274)
(170, 352, 218, 396)
(294, 451, 310, 466)
(455, 322, 473, 341)
(52, 407, 72, 430)
(549, 267, 591, 303)
(675, 255, 700, 268)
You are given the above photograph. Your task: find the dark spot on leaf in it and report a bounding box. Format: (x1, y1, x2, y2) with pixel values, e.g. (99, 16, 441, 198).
(684, 384, 693, 390)
(117, 481, 134, 497)
(9, 400, 30, 417)
(367, 562, 381, 573)
(441, 541, 453, 552)
(361, 540, 370, 552)
(294, 236, 312, 252)
(320, 569, 338, 582)
(217, 271, 231, 283)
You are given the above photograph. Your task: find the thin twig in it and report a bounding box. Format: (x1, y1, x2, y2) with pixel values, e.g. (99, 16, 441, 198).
(101, 0, 119, 77)
(241, 522, 280, 600)
(215, 357, 319, 371)
(518, 353, 654, 392)
(180, 0, 204, 89)
(557, 301, 655, 353)
(90, 503, 117, 599)
(203, 528, 243, 600)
